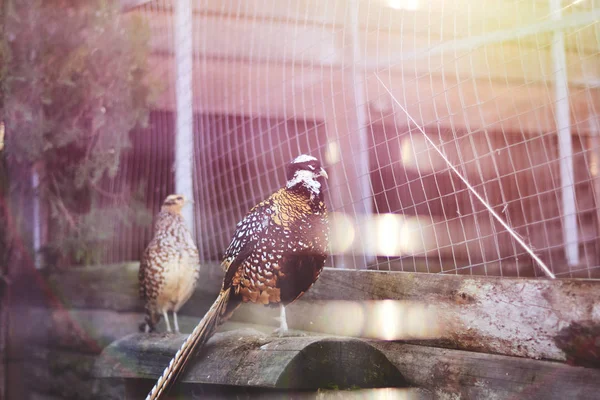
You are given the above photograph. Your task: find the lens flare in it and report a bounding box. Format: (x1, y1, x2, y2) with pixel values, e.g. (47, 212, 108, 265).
(329, 212, 355, 254)
(325, 140, 340, 165)
(388, 0, 419, 11)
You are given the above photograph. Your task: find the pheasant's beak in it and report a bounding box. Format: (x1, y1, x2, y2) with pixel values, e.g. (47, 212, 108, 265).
(319, 168, 329, 180)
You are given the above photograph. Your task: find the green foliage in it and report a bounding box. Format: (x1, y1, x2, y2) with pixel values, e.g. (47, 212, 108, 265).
(2, 0, 157, 266)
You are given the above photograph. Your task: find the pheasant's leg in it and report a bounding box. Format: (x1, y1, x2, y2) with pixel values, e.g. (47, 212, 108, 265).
(162, 310, 172, 333)
(173, 311, 180, 333)
(273, 304, 289, 337)
(279, 304, 288, 332)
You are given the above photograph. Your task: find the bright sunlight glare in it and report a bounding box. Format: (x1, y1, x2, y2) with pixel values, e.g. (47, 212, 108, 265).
(388, 0, 419, 11)
(310, 300, 443, 340)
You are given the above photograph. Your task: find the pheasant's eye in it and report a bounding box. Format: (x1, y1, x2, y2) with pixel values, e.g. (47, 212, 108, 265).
(308, 165, 316, 171)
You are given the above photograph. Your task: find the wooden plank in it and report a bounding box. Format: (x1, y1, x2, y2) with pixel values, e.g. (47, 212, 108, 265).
(22, 314, 600, 399)
(20, 307, 206, 354)
(46, 262, 143, 312)
(29, 392, 66, 400)
(30, 322, 600, 399)
(45, 264, 600, 364)
(296, 269, 600, 365)
(20, 345, 128, 400)
(45, 262, 222, 313)
(370, 341, 600, 400)
(232, 274, 600, 365)
(93, 329, 407, 389)
(23, 347, 99, 400)
(92, 327, 600, 399)
(117, 381, 432, 400)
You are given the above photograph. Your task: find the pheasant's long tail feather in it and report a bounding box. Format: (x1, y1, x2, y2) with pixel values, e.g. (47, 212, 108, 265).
(145, 288, 231, 400)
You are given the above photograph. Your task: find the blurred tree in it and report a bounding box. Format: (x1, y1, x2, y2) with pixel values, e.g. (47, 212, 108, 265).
(2, 0, 157, 267)
(1, 0, 8, 278)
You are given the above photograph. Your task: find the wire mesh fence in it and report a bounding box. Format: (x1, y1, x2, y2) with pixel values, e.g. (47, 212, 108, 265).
(102, 0, 600, 279)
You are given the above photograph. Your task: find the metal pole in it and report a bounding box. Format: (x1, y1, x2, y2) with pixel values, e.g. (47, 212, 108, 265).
(347, 0, 374, 267)
(32, 169, 41, 269)
(174, 0, 196, 237)
(551, 0, 578, 267)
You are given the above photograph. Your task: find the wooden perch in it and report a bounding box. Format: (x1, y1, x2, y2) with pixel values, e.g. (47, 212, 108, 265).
(371, 340, 600, 400)
(46, 263, 600, 365)
(94, 328, 407, 391)
(93, 325, 600, 399)
(269, 268, 600, 366)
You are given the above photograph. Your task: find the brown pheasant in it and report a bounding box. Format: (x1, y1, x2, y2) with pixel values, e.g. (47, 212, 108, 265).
(146, 155, 329, 400)
(139, 194, 200, 333)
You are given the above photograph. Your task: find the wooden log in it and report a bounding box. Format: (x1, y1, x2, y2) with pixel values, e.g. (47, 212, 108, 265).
(45, 264, 600, 365)
(93, 327, 600, 399)
(22, 347, 127, 400)
(286, 269, 600, 365)
(107, 380, 432, 400)
(369, 341, 600, 400)
(45, 262, 222, 313)
(29, 392, 66, 400)
(22, 346, 101, 400)
(20, 307, 205, 354)
(93, 329, 407, 390)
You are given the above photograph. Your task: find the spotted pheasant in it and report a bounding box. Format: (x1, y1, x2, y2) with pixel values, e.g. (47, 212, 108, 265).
(139, 194, 200, 333)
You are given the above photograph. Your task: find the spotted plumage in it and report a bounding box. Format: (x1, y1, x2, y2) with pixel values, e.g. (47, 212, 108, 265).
(139, 194, 200, 333)
(146, 155, 329, 400)
(222, 187, 328, 309)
